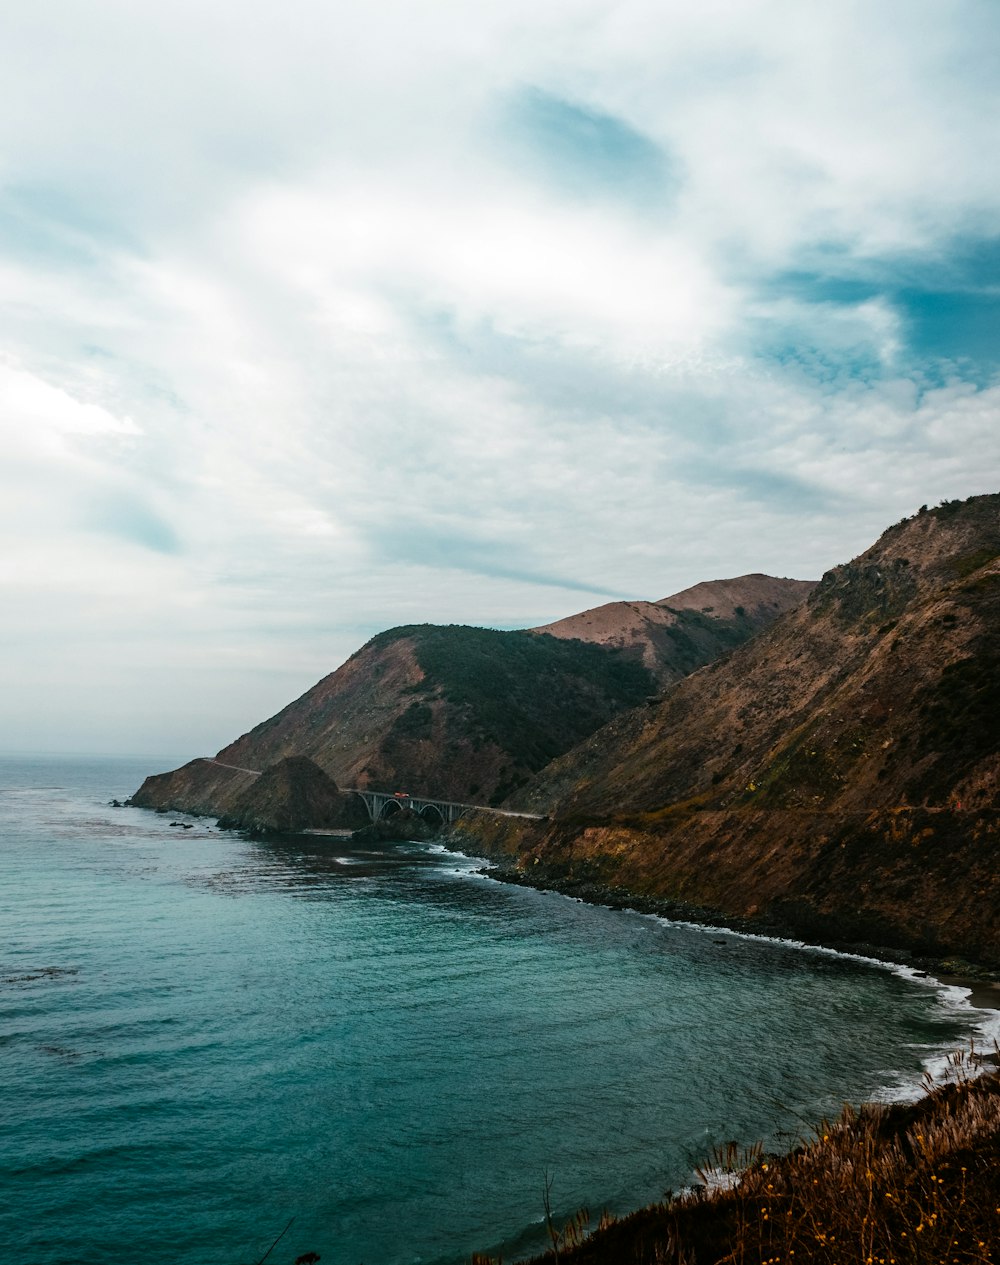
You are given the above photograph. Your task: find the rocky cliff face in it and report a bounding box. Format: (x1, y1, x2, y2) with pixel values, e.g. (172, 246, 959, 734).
(133, 576, 810, 822)
(132, 757, 259, 818)
(473, 495, 1000, 965)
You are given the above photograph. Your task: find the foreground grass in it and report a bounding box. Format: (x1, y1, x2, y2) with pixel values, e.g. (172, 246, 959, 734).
(478, 1052, 1000, 1265)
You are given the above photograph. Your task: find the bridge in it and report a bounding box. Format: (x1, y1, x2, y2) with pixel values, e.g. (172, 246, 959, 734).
(344, 789, 543, 825)
(195, 761, 542, 825)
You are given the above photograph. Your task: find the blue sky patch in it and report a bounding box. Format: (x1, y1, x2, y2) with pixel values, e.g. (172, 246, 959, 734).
(0, 183, 134, 268)
(497, 87, 678, 212)
(85, 496, 181, 555)
(765, 235, 1000, 379)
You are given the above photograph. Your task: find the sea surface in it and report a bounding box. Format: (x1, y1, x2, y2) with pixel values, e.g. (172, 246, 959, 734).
(2, 755, 997, 1265)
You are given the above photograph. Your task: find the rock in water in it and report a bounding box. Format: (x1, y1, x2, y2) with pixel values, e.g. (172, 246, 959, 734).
(216, 756, 348, 834)
(351, 809, 438, 843)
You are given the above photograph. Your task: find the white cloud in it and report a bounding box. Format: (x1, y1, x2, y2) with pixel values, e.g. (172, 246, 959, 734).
(0, 360, 140, 444)
(0, 0, 998, 754)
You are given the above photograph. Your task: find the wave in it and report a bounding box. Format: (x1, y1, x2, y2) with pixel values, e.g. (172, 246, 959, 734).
(425, 836, 1000, 1112)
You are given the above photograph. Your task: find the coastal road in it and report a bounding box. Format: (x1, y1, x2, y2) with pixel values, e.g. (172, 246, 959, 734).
(199, 758, 262, 776)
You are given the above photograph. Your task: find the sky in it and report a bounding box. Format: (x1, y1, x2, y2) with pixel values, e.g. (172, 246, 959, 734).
(1, 0, 999, 758)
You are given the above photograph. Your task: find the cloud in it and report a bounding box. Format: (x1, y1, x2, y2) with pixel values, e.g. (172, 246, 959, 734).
(0, 0, 998, 754)
(82, 494, 181, 555)
(495, 86, 680, 212)
(0, 360, 140, 443)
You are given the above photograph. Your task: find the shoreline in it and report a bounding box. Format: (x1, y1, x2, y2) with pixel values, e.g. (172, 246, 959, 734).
(936, 971, 1000, 1013)
(506, 1063, 1000, 1265)
(457, 853, 1000, 1103)
(433, 844, 1000, 1262)
(474, 854, 1000, 998)
(133, 810, 1000, 1262)
(178, 812, 1000, 1019)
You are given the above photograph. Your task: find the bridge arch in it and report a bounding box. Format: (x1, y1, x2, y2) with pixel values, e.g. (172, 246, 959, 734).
(345, 787, 541, 828)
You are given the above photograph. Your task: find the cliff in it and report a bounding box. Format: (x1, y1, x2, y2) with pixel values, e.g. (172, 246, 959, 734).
(132, 625, 655, 816)
(464, 495, 1000, 965)
(214, 756, 360, 834)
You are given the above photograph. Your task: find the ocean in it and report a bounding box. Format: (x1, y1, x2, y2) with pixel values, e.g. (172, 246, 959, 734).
(1, 754, 995, 1265)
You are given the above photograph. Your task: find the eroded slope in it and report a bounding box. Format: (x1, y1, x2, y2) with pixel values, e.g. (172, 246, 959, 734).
(486, 496, 1000, 963)
(133, 625, 656, 814)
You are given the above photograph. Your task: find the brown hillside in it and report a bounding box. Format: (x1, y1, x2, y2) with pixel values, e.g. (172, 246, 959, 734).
(531, 574, 815, 683)
(131, 635, 427, 818)
(481, 495, 1000, 965)
(215, 757, 355, 834)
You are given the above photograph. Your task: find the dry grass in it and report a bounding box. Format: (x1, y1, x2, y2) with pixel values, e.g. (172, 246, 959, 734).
(480, 1052, 1000, 1265)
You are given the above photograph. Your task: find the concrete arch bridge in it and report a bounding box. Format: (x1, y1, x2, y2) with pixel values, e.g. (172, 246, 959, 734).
(346, 789, 542, 826)
(194, 761, 542, 826)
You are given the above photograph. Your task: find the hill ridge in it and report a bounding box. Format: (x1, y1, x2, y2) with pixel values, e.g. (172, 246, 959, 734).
(131, 575, 810, 819)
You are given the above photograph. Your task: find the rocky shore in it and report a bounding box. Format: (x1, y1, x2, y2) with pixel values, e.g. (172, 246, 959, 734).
(477, 853, 1000, 984)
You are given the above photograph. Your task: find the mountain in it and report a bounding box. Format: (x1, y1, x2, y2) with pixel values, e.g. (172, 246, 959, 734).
(131, 576, 811, 820)
(532, 574, 815, 684)
(466, 495, 1000, 965)
(132, 625, 654, 816)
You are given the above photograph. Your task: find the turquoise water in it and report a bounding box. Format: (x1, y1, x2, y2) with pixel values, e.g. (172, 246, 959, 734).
(0, 756, 992, 1265)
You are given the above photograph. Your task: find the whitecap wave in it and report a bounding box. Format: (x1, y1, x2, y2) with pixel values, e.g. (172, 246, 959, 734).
(645, 914, 1000, 1103)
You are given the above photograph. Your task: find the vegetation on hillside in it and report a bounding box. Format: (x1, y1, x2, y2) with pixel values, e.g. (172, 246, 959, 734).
(911, 630, 1000, 805)
(653, 606, 757, 674)
(475, 1053, 1000, 1265)
(371, 624, 656, 796)
(465, 492, 1000, 966)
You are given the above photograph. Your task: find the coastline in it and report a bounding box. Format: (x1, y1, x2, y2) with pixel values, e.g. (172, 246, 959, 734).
(504, 1063, 1000, 1265)
(456, 851, 1000, 1106)
(442, 846, 1000, 1263)
(130, 809, 1000, 1262)
(936, 972, 1000, 1013)
(474, 853, 1000, 992)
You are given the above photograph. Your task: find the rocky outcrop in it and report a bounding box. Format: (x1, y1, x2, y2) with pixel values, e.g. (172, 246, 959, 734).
(131, 758, 258, 817)
(215, 757, 360, 834)
(132, 626, 658, 815)
(132, 575, 810, 821)
(131, 755, 367, 833)
(352, 810, 438, 843)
